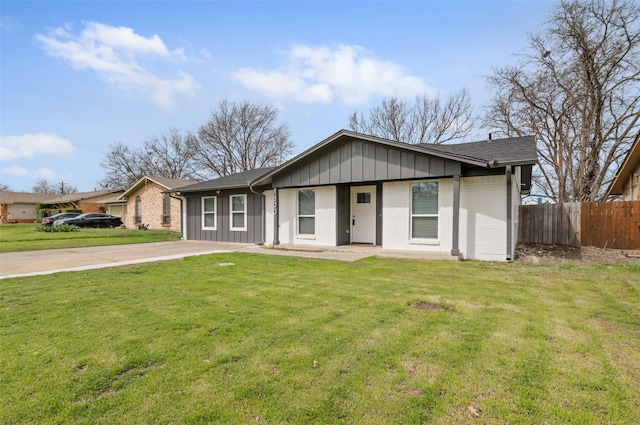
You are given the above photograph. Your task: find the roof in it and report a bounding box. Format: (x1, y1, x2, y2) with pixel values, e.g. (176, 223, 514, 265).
(420, 135, 538, 167)
(172, 130, 538, 193)
(42, 188, 124, 204)
(606, 133, 640, 196)
(172, 168, 276, 193)
(0, 191, 53, 205)
(252, 130, 537, 186)
(120, 175, 199, 199)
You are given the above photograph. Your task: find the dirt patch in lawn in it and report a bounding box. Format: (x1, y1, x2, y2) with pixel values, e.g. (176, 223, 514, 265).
(514, 243, 640, 266)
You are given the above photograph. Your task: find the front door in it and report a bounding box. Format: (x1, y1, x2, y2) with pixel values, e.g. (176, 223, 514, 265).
(350, 186, 376, 244)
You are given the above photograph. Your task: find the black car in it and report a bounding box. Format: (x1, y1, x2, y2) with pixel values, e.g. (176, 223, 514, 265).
(54, 213, 123, 228)
(42, 212, 82, 226)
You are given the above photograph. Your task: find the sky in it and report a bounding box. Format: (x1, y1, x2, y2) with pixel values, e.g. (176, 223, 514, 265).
(1, 0, 556, 193)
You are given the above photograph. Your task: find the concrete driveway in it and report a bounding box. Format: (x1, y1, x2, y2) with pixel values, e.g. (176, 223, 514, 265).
(0, 240, 455, 279)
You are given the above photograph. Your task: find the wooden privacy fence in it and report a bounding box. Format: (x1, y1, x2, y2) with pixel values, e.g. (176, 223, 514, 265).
(518, 200, 640, 249)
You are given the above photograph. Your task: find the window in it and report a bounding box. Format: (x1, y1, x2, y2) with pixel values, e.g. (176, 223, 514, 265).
(230, 195, 247, 231)
(162, 194, 171, 225)
(411, 182, 438, 239)
(298, 189, 315, 235)
(202, 196, 216, 230)
(135, 196, 142, 224)
(356, 192, 371, 203)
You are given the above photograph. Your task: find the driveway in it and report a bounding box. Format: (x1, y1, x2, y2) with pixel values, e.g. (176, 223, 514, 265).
(0, 240, 455, 279)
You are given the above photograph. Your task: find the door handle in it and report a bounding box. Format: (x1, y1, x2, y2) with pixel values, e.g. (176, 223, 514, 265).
(352, 216, 355, 226)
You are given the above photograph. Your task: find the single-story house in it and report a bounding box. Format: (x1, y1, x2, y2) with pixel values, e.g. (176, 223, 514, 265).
(171, 130, 538, 261)
(606, 132, 640, 200)
(42, 189, 125, 213)
(0, 191, 53, 223)
(108, 176, 197, 232)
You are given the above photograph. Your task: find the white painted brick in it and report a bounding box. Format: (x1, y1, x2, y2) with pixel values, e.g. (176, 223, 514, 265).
(275, 186, 336, 246)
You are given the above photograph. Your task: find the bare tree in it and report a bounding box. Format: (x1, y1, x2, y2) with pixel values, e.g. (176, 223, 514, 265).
(192, 100, 295, 176)
(349, 90, 477, 144)
(32, 179, 78, 194)
(0, 183, 10, 191)
(485, 0, 640, 202)
(99, 128, 202, 189)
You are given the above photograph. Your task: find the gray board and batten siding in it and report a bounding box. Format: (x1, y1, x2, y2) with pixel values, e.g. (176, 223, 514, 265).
(272, 137, 463, 189)
(184, 188, 264, 243)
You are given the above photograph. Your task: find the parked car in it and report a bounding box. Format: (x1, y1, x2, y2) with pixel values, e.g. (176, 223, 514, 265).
(42, 212, 82, 226)
(54, 213, 123, 228)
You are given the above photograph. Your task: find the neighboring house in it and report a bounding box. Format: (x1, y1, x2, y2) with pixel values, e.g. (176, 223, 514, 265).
(0, 191, 53, 223)
(41, 189, 125, 213)
(172, 130, 538, 261)
(606, 132, 640, 200)
(110, 176, 197, 232)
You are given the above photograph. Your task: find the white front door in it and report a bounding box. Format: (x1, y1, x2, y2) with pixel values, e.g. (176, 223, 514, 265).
(350, 186, 376, 244)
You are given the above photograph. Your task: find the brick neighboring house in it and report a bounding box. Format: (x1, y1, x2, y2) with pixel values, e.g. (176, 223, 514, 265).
(0, 191, 52, 223)
(41, 189, 125, 213)
(110, 176, 198, 232)
(1, 189, 124, 223)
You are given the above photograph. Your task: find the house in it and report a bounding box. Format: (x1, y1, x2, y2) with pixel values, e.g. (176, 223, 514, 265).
(0, 191, 53, 223)
(606, 132, 640, 200)
(172, 130, 538, 261)
(109, 176, 197, 232)
(41, 189, 125, 213)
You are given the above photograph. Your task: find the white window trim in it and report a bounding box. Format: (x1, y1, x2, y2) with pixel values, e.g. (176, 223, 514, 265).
(297, 189, 316, 237)
(230, 194, 247, 231)
(410, 181, 439, 241)
(202, 196, 217, 230)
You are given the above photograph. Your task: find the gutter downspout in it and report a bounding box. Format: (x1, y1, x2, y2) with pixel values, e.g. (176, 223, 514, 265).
(248, 182, 265, 245)
(169, 193, 185, 240)
(451, 174, 461, 258)
(506, 166, 513, 261)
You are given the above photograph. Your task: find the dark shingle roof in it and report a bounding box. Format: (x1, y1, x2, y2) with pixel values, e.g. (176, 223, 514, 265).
(418, 136, 538, 166)
(173, 168, 276, 193)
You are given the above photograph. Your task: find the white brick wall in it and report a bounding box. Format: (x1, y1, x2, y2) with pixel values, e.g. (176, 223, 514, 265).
(275, 186, 337, 246)
(458, 175, 507, 261)
(264, 189, 274, 245)
(264, 176, 517, 260)
(382, 180, 453, 254)
(382, 176, 512, 261)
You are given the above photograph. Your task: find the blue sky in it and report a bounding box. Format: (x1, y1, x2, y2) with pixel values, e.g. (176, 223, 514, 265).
(1, 0, 555, 192)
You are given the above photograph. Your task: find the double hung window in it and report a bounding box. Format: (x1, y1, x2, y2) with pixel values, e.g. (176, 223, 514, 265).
(230, 195, 247, 231)
(202, 196, 216, 230)
(411, 182, 438, 239)
(297, 189, 315, 235)
(162, 194, 171, 224)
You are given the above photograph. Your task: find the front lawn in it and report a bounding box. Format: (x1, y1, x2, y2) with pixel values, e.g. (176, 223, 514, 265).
(0, 223, 180, 252)
(1, 254, 638, 424)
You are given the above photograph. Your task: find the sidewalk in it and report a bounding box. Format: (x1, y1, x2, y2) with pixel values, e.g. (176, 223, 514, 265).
(0, 240, 455, 279)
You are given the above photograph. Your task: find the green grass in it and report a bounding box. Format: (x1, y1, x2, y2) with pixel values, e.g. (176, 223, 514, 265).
(0, 223, 180, 252)
(1, 254, 638, 424)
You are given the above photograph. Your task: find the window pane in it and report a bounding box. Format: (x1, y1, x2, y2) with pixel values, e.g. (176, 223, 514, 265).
(299, 217, 315, 235)
(357, 192, 371, 204)
(204, 213, 215, 228)
(204, 197, 215, 212)
(232, 196, 244, 212)
(232, 212, 244, 228)
(412, 217, 438, 238)
(412, 182, 438, 214)
(298, 190, 315, 216)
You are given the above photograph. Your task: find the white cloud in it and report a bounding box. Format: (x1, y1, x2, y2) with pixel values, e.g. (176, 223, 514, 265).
(36, 22, 198, 108)
(233, 44, 432, 105)
(3, 165, 59, 180)
(0, 133, 75, 161)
